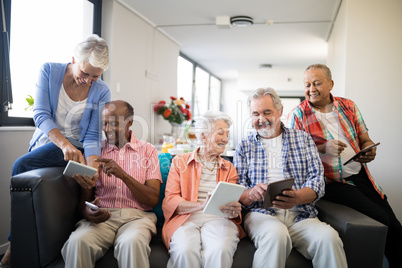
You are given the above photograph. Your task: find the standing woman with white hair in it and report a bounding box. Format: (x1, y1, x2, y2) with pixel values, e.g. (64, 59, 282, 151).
(0, 34, 111, 267)
(13, 34, 111, 187)
(162, 110, 246, 268)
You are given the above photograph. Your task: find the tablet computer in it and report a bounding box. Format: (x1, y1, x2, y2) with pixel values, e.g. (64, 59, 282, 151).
(63, 160, 97, 178)
(203, 181, 245, 217)
(263, 178, 295, 208)
(343, 142, 380, 165)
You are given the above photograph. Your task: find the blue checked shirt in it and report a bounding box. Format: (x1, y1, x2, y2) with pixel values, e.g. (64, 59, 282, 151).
(234, 124, 325, 222)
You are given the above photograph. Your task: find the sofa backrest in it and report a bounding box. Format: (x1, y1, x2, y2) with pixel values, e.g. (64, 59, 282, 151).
(151, 153, 172, 227)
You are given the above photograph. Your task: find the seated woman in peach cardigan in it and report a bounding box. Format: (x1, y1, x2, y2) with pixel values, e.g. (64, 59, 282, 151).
(162, 110, 246, 268)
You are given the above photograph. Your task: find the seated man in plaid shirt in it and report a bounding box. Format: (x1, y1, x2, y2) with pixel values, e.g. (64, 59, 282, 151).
(234, 88, 347, 268)
(62, 100, 162, 268)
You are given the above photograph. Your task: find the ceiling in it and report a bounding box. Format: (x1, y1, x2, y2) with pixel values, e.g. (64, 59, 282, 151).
(120, 0, 342, 80)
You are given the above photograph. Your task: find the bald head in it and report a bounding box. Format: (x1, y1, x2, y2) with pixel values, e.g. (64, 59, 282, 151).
(105, 100, 134, 120)
(102, 100, 134, 148)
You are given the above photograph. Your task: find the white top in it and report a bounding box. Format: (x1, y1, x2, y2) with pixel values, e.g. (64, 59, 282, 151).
(260, 134, 285, 183)
(197, 159, 218, 202)
(315, 109, 361, 177)
(261, 135, 299, 212)
(31, 85, 87, 150)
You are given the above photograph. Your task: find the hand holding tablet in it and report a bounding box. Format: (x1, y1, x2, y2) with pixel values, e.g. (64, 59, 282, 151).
(263, 178, 295, 208)
(63, 160, 98, 178)
(203, 182, 245, 217)
(344, 142, 380, 165)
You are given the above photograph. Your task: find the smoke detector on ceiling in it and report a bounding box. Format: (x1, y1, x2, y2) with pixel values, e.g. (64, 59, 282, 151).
(230, 16, 253, 27)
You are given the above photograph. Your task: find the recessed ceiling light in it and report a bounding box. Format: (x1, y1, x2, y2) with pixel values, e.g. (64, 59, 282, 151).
(230, 16, 253, 27)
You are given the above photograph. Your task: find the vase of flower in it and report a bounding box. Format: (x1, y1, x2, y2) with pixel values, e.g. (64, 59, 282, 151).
(154, 96, 192, 125)
(170, 122, 180, 138)
(154, 96, 192, 142)
(171, 122, 189, 141)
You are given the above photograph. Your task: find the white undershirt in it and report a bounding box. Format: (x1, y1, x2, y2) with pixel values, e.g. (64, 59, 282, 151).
(260, 134, 285, 183)
(261, 135, 299, 212)
(32, 85, 87, 150)
(197, 160, 218, 202)
(314, 109, 361, 178)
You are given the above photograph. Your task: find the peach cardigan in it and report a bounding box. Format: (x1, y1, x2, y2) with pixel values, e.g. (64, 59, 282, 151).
(162, 148, 246, 249)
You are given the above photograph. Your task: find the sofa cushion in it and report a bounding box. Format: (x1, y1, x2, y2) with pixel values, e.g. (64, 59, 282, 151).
(151, 153, 172, 227)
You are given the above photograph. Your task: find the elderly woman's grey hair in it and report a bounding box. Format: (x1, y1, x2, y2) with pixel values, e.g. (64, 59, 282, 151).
(194, 110, 233, 144)
(305, 64, 332, 81)
(247, 88, 283, 112)
(74, 34, 109, 70)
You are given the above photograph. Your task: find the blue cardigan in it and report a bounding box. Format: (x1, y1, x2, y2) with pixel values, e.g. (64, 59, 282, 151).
(29, 62, 111, 157)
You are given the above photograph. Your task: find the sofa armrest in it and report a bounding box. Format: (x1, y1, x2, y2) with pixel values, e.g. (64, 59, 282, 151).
(11, 167, 81, 268)
(316, 199, 387, 268)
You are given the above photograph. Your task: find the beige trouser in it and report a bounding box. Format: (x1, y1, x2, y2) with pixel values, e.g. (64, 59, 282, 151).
(61, 208, 157, 268)
(245, 210, 348, 268)
(167, 211, 240, 268)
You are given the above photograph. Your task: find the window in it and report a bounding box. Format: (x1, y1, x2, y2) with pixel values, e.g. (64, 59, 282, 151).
(0, 0, 102, 126)
(194, 67, 209, 115)
(177, 54, 221, 118)
(280, 96, 305, 123)
(177, 56, 193, 103)
(209, 76, 221, 111)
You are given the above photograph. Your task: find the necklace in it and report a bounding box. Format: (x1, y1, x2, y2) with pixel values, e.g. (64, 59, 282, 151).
(198, 153, 218, 172)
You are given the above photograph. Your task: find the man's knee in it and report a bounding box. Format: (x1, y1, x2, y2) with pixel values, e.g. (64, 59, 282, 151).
(250, 222, 290, 247)
(314, 225, 343, 248)
(116, 229, 152, 252)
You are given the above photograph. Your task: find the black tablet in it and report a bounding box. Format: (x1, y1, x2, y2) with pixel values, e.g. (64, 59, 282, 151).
(343, 142, 380, 165)
(263, 178, 295, 208)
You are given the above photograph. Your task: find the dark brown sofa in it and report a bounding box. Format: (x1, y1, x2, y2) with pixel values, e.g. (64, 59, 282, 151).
(10, 164, 387, 268)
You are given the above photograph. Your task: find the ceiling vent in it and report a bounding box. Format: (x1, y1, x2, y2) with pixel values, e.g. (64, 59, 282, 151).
(259, 64, 273, 68)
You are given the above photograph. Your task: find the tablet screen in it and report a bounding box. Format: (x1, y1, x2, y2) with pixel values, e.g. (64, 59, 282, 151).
(344, 142, 380, 165)
(263, 178, 295, 208)
(63, 160, 97, 178)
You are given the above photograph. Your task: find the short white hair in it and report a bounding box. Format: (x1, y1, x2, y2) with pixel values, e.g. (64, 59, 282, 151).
(74, 34, 109, 70)
(247, 87, 283, 112)
(194, 110, 232, 143)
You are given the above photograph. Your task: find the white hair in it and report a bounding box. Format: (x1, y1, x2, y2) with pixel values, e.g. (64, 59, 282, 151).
(194, 110, 232, 144)
(74, 34, 109, 70)
(247, 87, 283, 112)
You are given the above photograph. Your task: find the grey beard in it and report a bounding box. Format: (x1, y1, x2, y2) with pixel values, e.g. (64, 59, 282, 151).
(257, 126, 276, 138)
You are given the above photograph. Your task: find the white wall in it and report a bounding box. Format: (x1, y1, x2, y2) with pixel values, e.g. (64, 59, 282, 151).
(102, 0, 180, 145)
(328, 0, 402, 220)
(0, 128, 34, 254)
(326, 0, 347, 97)
(222, 67, 307, 146)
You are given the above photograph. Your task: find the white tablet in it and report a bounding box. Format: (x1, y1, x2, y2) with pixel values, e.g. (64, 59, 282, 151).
(63, 160, 97, 178)
(203, 181, 245, 217)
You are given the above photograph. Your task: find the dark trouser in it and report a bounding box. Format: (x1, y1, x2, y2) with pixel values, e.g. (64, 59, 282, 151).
(323, 168, 402, 268)
(12, 142, 84, 176)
